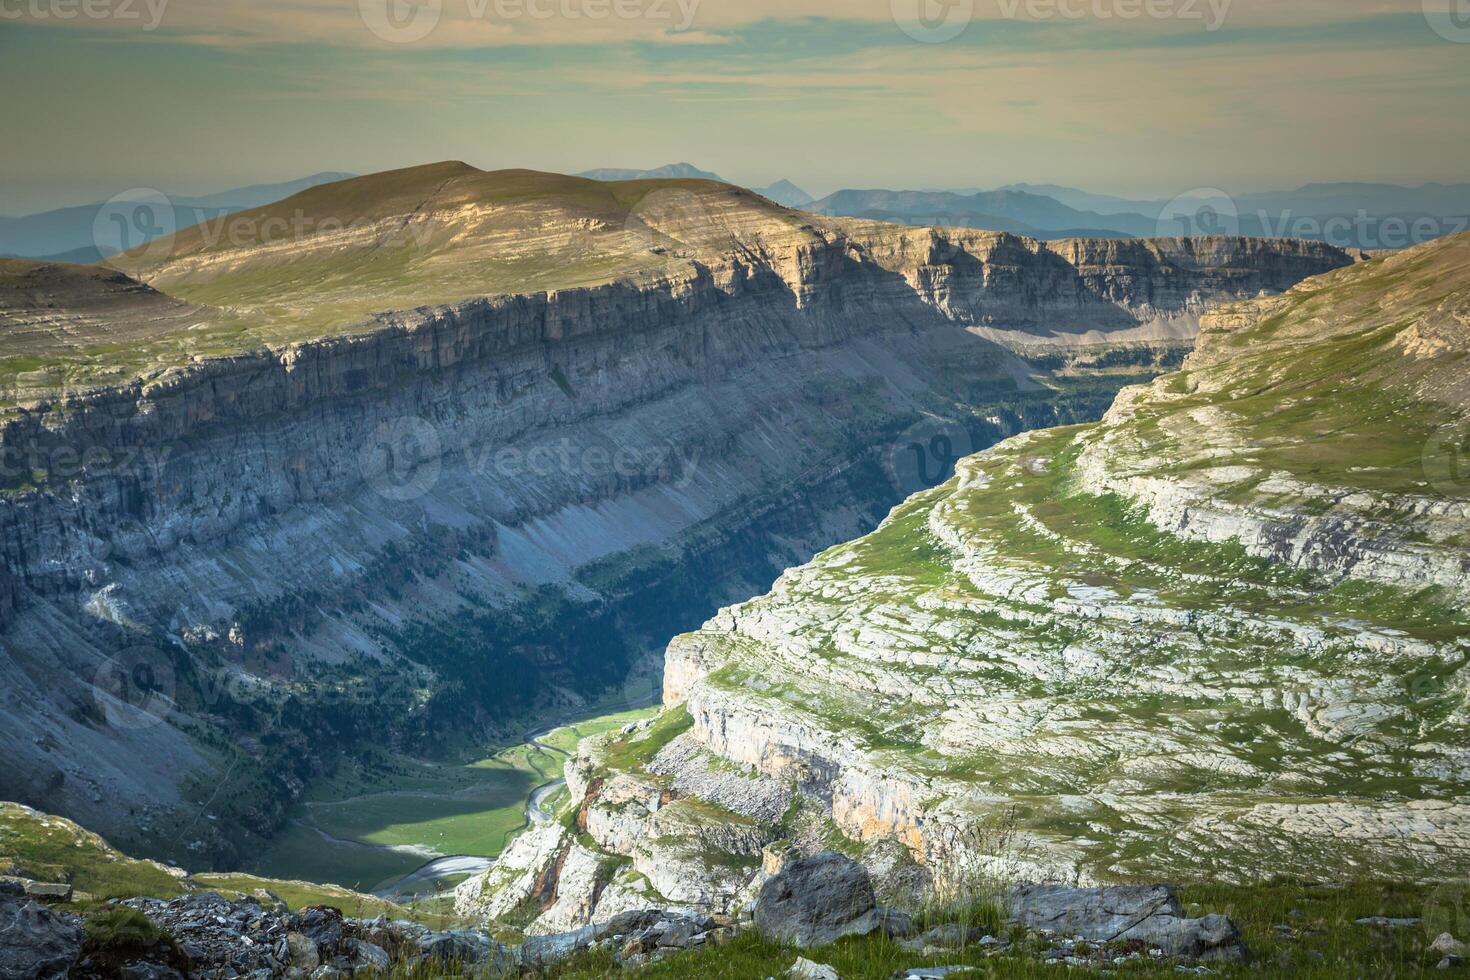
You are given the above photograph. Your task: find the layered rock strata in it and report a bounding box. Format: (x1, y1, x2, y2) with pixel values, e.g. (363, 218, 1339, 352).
(622, 233, 1470, 890)
(0, 166, 1354, 865)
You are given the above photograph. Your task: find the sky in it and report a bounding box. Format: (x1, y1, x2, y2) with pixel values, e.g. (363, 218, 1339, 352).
(1, 0, 1468, 214)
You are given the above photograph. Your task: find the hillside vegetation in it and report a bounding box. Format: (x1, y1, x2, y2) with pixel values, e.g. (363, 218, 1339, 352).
(657, 231, 1470, 883)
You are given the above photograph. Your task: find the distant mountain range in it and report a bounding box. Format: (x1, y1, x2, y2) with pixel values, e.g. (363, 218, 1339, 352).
(751, 179, 815, 208)
(806, 188, 1158, 240)
(576, 163, 814, 208)
(0, 172, 356, 263)
(6, 165, 1465, 261)
(576, 162, 725, 182)
(575, 167, 1470, 249)
(901, 181, 1470, 248)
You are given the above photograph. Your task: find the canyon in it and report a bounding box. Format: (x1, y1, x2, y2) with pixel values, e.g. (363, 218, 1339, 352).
(0, 165, 1354, 876)
(454, 231, 1470, 939)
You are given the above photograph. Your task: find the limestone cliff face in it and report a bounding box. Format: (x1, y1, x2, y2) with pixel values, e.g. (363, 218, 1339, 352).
(0, 222, 1351, 866)
(653, 233, 1470, 889)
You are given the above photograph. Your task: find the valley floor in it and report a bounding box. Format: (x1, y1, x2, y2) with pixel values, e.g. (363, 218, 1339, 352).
(248, 703, 659, 898)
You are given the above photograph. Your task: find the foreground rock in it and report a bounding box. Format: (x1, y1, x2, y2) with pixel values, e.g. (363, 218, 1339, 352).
(1008, 884, 1247, 962)
(755, 852, 911, 948)
(111, 894, 517, 978)
(524, 908, 736, 971)
(0, 880, 82, 980)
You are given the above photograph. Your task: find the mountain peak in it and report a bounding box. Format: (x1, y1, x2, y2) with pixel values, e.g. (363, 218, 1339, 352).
(577, 163, 725, 182)
(753, 179, 814, 208)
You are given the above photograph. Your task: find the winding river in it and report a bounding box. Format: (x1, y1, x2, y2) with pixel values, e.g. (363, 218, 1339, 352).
(370, 696, 656, 901)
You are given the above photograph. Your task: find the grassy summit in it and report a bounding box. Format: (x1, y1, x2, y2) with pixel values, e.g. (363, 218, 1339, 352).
(667, 231, 1470, 883)
(0, 165, 813, 405)
(1087, 231, 1470, 503)
(118, 162, 812, 336)
(1, 163, 1350, 409)
(0, 259, 256, 402)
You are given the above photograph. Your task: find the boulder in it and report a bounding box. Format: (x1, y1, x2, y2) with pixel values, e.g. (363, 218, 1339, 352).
(1431, 933, 1469, 958)
(288, 906, 344, 955)
(20, 884, 71, 905)
(754, 852, 908, 948)
(520, 925, 597, 968)
(788, 956, 840, 980)
(1006, 884, 1247, 962)
(285, 932, 320, 971)
(346, 939, 391, 973)
(0, 893, 82, 980)
(415, 929, 517, 975)
(594, 909, 666, 938)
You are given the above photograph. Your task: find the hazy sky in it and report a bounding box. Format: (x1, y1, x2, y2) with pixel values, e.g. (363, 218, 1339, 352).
(2, 0, 1468, 213)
